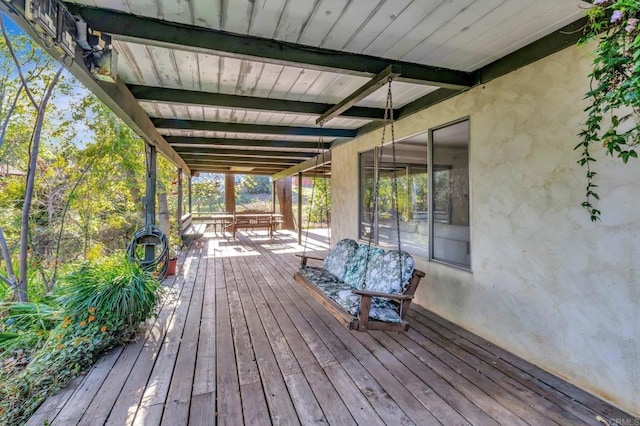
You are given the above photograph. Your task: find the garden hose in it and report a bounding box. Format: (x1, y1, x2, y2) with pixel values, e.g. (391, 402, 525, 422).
(127, 225, 169, 280)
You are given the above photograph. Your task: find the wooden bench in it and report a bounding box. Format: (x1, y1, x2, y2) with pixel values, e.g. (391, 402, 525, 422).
(294, 239, 425, 332)
(179, 214, 207, 245)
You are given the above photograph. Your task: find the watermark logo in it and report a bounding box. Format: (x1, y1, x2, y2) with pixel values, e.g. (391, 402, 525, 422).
(597, 415, 640, 426)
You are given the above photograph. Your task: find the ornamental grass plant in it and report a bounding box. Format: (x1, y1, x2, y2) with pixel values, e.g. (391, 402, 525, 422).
(0, 256, 161, 425)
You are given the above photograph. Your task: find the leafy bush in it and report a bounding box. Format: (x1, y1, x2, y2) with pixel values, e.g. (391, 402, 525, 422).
(0, 300, 61, 353)
(58, 256, 161, 337)
(0, 256, 161, 425)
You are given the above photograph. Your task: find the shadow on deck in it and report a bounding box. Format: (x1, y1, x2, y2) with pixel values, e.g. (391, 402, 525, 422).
(28, 229, 635, 425)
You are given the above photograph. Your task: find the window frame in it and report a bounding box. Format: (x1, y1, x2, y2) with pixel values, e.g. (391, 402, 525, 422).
(357, 117, 471, 271)
(428, 117, 471, 271)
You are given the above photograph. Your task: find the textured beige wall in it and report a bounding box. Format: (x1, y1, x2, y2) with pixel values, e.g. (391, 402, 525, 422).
(331, 43, 640, 415)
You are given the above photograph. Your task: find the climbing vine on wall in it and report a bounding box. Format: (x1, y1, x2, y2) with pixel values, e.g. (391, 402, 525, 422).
(577, 0, 640, 221)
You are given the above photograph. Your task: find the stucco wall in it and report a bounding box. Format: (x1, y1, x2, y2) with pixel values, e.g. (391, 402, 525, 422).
(331, 43, 640, 415)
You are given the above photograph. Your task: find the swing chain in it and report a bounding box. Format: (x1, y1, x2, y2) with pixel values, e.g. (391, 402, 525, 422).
(363, 77, 400, 289)
(301, 122, 329, 258)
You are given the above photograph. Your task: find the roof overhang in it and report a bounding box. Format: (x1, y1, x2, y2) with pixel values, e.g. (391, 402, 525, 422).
(0, 0, 591, 178)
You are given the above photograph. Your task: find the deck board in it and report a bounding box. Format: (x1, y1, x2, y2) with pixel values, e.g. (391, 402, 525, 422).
(29, 230, 637, 425)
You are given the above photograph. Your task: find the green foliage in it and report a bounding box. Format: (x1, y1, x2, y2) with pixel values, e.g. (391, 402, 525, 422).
(241, 175, 271, 194)
(0, 279, 8, 301)
(307, 178, 331, 224)
(57, 256, 161, 335)
(0, 256, 161, 424)
(192, 174, 224, 212)
(0, 301, 61, 352)
(577, 1, 640, 220)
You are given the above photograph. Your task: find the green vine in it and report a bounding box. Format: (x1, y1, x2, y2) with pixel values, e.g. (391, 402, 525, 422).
(577, 0, 640, 221)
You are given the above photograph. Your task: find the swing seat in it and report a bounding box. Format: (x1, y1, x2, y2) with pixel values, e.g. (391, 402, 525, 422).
(294, 239, 425, 332)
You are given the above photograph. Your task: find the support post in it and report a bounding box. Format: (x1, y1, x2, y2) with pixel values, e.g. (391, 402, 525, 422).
(188, 175, 192, 214)
(272, 180, 276, 212)
(145, 144, 157, 262)
(298, 172, 303, 245)
(225, 173, 235, 213)
(275, 178, 294, 229)
(177, 168, 183, 221)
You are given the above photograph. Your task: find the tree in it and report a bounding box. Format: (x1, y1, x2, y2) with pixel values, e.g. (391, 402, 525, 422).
(308, 177, 331, 225)
(192, 174, 223, 212)
(0, 15, 63, 301)
(241, 175, 271, 194)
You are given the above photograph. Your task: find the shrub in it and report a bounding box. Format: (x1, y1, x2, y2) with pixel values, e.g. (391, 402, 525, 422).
(0, 256, 161, 425)
(58, 256, 161, 337)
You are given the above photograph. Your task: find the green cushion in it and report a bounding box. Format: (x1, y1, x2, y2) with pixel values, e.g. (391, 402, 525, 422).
(342, 244, 385, 289)
(299, 266, 352, 300)
(322, 239, 358, 280)
(333, 289, 402, 323)
(364, 250, 415, 294)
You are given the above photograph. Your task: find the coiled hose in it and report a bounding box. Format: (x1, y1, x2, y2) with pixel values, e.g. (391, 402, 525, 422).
(127, 225, 169, 280)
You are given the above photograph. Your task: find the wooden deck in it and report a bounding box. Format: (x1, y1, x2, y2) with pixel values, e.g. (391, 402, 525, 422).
(28, 230, 634, 425)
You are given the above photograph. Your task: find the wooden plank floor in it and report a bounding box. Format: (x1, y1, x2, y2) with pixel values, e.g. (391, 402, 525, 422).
(28, 230, 635, 425)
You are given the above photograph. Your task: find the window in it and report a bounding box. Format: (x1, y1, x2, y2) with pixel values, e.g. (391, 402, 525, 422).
(359, 136, 430, 259)
(431, 120, 470, 268)
(359, 119, 470, 269)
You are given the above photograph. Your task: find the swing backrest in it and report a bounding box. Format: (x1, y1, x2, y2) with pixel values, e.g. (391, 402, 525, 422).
(363, 250, 415, 294)
(322, 238, 358, 280)
(342, 244, 385, 289)
(324, 239, 415, 295)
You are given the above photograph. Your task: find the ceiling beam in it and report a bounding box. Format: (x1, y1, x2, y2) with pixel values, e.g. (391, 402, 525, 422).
(153, 119, 356, 138)
(317, 65, 400, 126)
(271, 151, 332, 180)
(185, 156, 299, 168)
(353, 88, 463, 139)
(185, 160, 299, 168)
(173, 147, 316, 159)
(130, 85, 389, 121)
(69, 5, 474, 89)
(190, 166, 285, 175)
(165, 136, 330, 150)
(0, 2, 191, 175)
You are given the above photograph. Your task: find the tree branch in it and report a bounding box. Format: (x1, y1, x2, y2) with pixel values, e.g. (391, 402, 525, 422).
(0, 83, 23, 152)
(0, 14, 39, 108)
(0, 227, 17, 291)
(50, 154, 100, 288)
(17, 65, 63, 302)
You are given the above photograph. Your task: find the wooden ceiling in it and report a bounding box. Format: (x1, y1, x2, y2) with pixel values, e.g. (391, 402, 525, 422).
(2, 0, 591, 177)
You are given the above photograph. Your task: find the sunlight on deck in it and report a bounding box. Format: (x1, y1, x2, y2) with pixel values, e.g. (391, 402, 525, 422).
(27, 229, 633, 425)
(204, 229, 331, 258)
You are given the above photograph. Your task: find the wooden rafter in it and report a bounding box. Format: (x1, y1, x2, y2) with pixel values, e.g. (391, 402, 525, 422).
(189, 166, 285, 175)
(185, 156, 298, 168)
(271, 151, 332, 181)
(68, 5, 474, 89)
(165, 136, 330, 151)
(153, 119, 356, 138)
(172, 147, 316, 159)
(317, 65, 401, 126)
(130, 85, 390, 122)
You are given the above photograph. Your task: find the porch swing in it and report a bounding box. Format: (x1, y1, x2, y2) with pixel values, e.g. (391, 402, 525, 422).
(293, 78, 425, 332)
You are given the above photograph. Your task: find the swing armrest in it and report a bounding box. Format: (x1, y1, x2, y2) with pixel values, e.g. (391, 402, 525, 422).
(295, 254, 324, 266)
(353, 290, 414, 332)
(351, 289, 414, 301)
